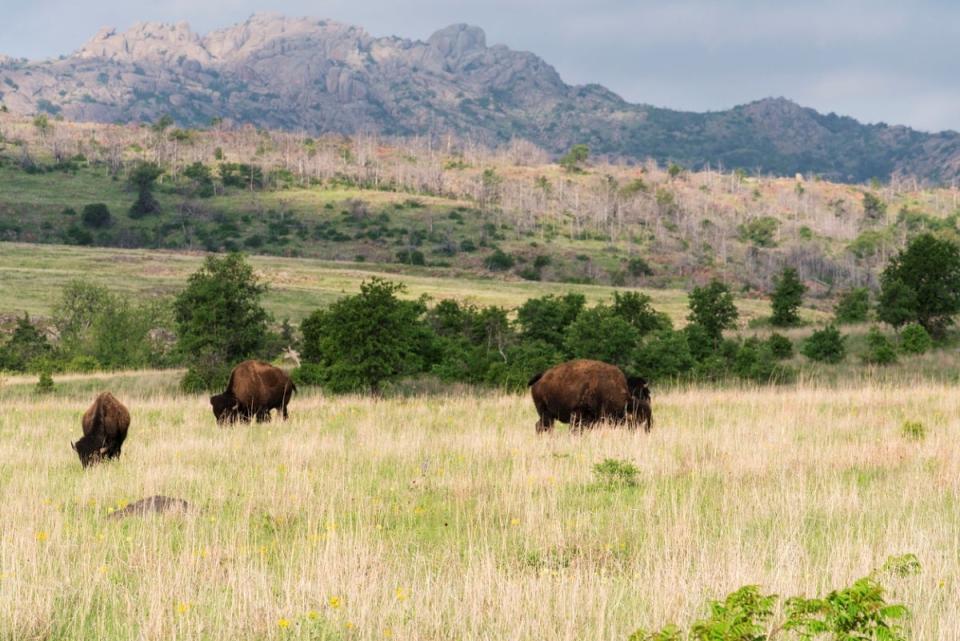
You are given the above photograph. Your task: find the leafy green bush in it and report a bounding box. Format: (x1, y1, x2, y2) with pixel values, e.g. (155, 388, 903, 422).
(878, 233, 960, 336)
(863, 327, 897, 365)
(593, 458, 639, 487)
(766, 333, 793, 359)
(802, 326, 846, 363)
(899, 323, 932, 354)
(484, 249, 515, 271)
(629, 555, 916, 641)
(35, 370, 54, 394)
(834, 288, 871, 324)
(738, 216, 779, 247)
(687, 280, 739, 345)
(81, 203, 112, 228)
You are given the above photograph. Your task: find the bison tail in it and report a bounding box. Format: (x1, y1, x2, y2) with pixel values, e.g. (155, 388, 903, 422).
(527, 372, 544, 387)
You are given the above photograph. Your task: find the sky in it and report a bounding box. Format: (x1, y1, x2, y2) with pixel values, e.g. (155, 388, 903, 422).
(2, 0, 959, 132)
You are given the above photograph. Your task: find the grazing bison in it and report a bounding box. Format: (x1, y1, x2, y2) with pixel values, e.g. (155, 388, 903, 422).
(210, 360, 296, 424)
(528, 359, 652, 433)
(72, 392, 130, 467)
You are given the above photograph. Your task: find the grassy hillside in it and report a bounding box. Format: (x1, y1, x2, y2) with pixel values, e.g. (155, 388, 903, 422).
(3, 112, 960, 297)
(0, 242, 788, 326)
(0, 371, 948, 639)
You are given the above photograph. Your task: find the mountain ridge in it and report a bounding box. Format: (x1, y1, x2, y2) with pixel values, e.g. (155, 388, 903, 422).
(2, 13, 959, 183)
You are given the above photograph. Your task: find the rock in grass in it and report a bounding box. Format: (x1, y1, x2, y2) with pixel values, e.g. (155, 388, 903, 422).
(106, 495, 191, 519)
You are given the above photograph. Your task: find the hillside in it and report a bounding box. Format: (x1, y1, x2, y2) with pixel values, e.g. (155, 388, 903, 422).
(2, 14, 960, 182)
(2, 113, 959, 299)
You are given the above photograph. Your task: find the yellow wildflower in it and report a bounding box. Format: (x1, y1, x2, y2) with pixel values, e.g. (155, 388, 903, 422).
(176, 602, 190, 614)
(395, 587, 407, 601)
(328, 595, 342, 609)
(35, 531, 48, 542)
(277, 618, 291, 629)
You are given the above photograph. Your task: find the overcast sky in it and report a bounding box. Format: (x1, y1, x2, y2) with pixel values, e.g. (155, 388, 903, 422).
(3, 0, 958, 132)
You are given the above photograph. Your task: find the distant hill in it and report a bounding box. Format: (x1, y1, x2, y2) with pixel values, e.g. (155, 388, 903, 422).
(2, 13, 960, 183)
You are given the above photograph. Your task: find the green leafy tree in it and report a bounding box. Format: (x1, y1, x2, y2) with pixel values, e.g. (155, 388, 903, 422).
(182, 161, 214, 198)
(516, 293, 586, 351)
(687, 280, 739, 346)
(128, 161, 163, 218)
(299, 278, 432, 393)
(563, 306, 640, 368)
(802, 325, 846, 363)
(878, 233, 960, 336)
(834, 287, 871, 324)
(611, 291, 672, 337)
(559, 144, 589, 173)
(173, 253, 271, 390)
(876, 280, 918, 330)
(0, 314, 53, 372)
(770, 267, 806, 327)
(633, 329, 696, 381)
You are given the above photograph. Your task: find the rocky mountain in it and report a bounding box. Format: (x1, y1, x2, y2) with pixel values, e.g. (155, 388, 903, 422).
(2, 13, 960, 183)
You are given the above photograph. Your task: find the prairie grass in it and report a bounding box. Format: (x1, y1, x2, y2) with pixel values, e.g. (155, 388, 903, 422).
(0, 372, 955, 639)
(0, 242, 787, 324)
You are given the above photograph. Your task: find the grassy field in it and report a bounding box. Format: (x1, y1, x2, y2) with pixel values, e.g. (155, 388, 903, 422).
(0, 370, 952, 639)
(0, 242, 795, 325)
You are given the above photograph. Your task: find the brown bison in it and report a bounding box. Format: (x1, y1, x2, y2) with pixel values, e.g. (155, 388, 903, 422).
(72, 392, 130, 467)
(528, 359, 652, 433)
(210, 360, 296, 424)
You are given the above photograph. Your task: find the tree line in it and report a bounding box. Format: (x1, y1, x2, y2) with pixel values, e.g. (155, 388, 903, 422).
(1, 232, 956, 389)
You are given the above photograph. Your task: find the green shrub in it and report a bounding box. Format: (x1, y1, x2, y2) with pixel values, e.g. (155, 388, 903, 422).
(863, 326, 897, 365)
(484, 249, 515, 271)
(766, 333, 793, 359)
(65, 355, 99, 373)
(593, 458, 639, 487)
(899, 323, 932, 354)
(81, 203, 112, 228)
(737, 216, 779, 247)
(770, 267, 806, 327)
(35, 370, 54, 394)
(835, 288, 871, 324)
(901, 420, 926, 441)
(802, 325, 846, 363)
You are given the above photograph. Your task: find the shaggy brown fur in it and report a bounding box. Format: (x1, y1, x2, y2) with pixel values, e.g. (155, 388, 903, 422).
(528, 359, 652, 433)
(72, 392, 130, 467)
(210, 360, 296, 424)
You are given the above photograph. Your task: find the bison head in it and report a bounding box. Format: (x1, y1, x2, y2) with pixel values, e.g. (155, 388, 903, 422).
(210, 392, 241, 424)
(626, 376, 653, 432)
(72, 437, 108, 468)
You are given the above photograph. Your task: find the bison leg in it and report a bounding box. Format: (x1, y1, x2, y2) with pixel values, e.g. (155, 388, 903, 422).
(255, 409, 272, 423)
(535, 413, 554, 433)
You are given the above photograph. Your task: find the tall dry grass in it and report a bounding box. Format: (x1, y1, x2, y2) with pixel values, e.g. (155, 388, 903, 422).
(0, 379, 956, 639)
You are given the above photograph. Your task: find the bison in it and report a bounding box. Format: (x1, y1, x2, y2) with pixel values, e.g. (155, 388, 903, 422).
(72, 392, 130, 467)
(528, 359, 652, 433)
(210, 360, 296, 424)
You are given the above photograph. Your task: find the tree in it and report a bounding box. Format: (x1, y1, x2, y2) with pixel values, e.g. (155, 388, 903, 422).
(559, 144, 589, 173)
(81, 203, 112, 228)
(299, 278, 432, 393)
(32, 114, 52, 138)
(878, 233, 960, 336)
(770, 267, 806, 327)
(0, 314, 52, 372)
(173, 253, 270, 390)
(862, 191, 887, 221)
(802, 325, 846, 363)
(128, 161, 163, 218)
(563, 306, 640, 369)
(516, 293, 586, 351)
(611, 291, 672, 336)
(835, 288, 871, 324)
(687, 280, 739, 346)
